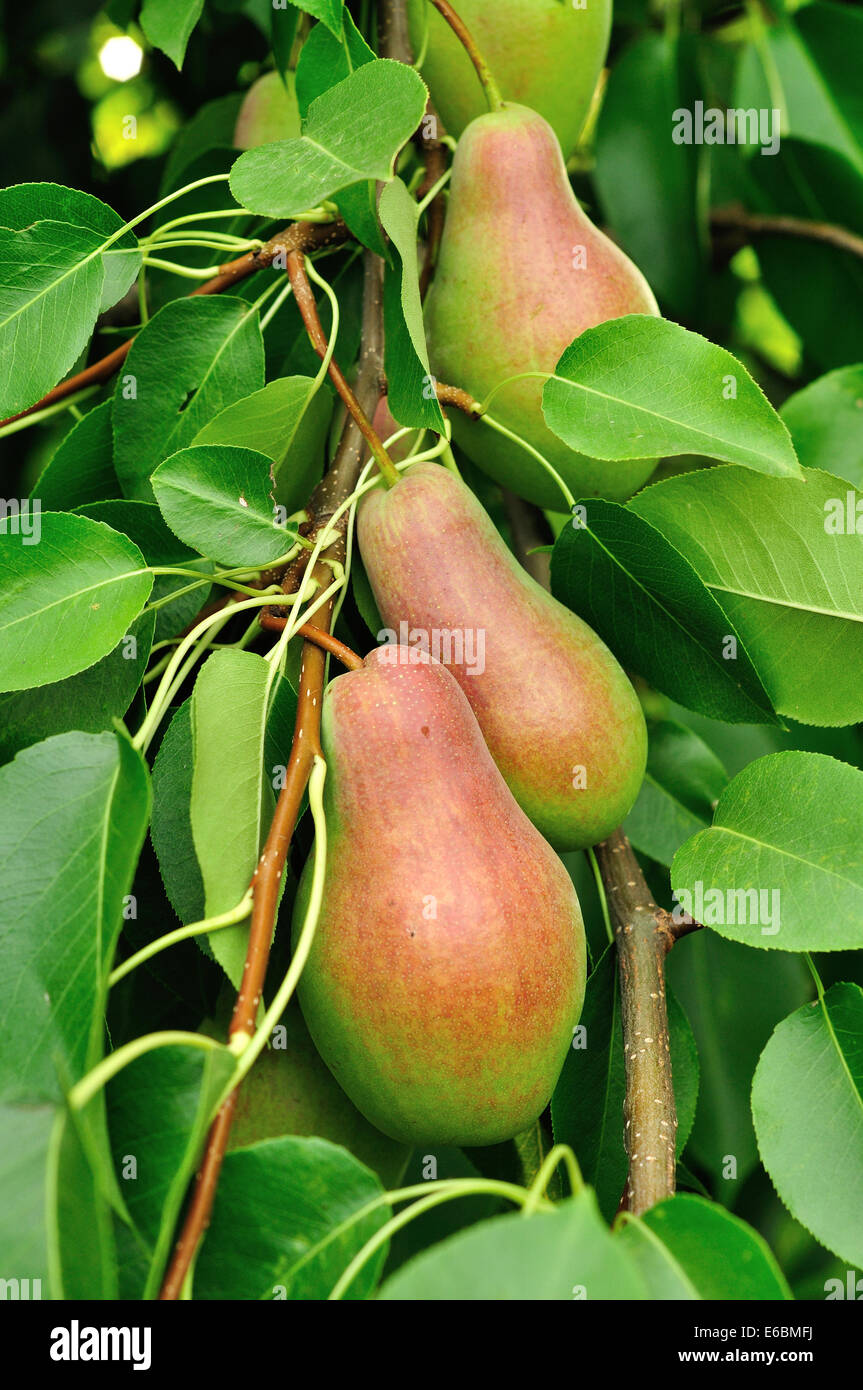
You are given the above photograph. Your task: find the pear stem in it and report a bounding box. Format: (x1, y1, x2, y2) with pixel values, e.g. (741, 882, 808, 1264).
(427, 1, 505, 113)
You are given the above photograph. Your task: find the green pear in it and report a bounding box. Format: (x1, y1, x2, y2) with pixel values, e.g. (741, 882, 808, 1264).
(233, 70, 301, 150)
(358, 462, 647, 850)
(406, 0, 610, 157)
(226, 1003, 410, 1188)
(292, 647, 586, 1147)
(425, 104, 661, 508)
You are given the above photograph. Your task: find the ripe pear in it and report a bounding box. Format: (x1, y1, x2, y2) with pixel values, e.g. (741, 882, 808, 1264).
(233, 71, 301, 150)
(406, 0, 610, 158)
(292, 647, 586, 1147)
(358, 463, 647, 851)
(227, 1003, 410, 1188)
(425, 104, 661, 509)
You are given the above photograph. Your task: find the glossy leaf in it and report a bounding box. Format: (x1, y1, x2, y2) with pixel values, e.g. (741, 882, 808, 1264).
(192, 376, 332, 516)
(625, 720, 729, 868)
(631, 468, 863, 727)
(190, 650, 275, 987)
(152, 444, 297, 566)
(113, 296, 265, 502)
(379, 177, 446, 432)
(672, 752, 863, 951)
(551, 502, 776, 724)
(230, 61, 427, 218)
(781, 366, 863, 487)
(140, 0, 204, 68)
(379, 1190, 649, 1301)
(0, 512, 152, 692)
(752, 982, 863, 1267)
(618, 1194, 792, 1299)
(31, 400, 119, 511)
(543, 316, 801, 476)
(193, 1136, 390, 1300)
(0, 731, 150, 1102)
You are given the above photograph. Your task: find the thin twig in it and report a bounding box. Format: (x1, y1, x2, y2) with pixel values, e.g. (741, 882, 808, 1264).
(157, 248, 387, 1300)
(0, 219, 349, 429)
(711, 205, 863, 263)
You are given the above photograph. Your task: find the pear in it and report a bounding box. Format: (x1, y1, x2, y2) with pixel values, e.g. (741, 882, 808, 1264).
(292, 647, 586, 1147)
(406, 0, 610, 158)
(227, 1003, 410, 1188)
(233, 71, 301, 150)
(425, 104, 661, 509)
(358, 463, 647, 851)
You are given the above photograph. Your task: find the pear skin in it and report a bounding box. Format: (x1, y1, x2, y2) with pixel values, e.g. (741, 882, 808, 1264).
(358, 463, 647, 851)
(425, 104, 660, 508)
(292, 647, 586, 1148)
(406, 0, 610, 158)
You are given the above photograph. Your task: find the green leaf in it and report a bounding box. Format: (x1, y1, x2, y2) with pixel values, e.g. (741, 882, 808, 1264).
(672, 752, 863, 952)
(49, 1107, 118, 1298)
(150, 701, 205, 926)
(31, 400, 119, 511)
(543, 316, 801, 477)
(736, 5, 863, 177)
(0, 730, 150, 1102)
(289, 0, 344, 37)
(379, 1190, 649, 1300)
(190, 650, 275, 987)
(752, 982, 863, 1268)
(0, 221, 106, 417)
(106, 1041, 235, 1297)
(0, 512, 152, 692)
(630, 468, 863, 726)
(667, 932, 811, 1197)
(550, 503, 776, 724)
(192, 376, 332, 516)
(595, 35, 702, 318)
(0, 1102, 57, 1293)
(140, 0, 204, 68)
(193, 1136, 390, 1300)
(295, 7, 374, 116)
(74, 499, 211, 643)
(0, 609, 153, 766)
(229, 60, 427, 218)
(625, 720, 729, 868)
(781, 365, 863, 487)
(113, 296, 265, 501)
(152, 444, 297, 566)
(379, 178, 446, 432)
(160, 93, 243, 194)
(618, 1194, 792, 1300)
(0, 182, 140, 312)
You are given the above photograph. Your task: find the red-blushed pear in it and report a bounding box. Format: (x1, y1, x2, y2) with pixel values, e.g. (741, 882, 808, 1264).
(358, 462, 647, 851)
(425, 104, 661, 509)
(233, 71, 300, 150)
(406, 0, 611, 159)
(291, 647, 586, 1148)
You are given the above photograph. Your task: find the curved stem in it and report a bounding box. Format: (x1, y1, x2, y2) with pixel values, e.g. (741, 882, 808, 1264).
(427, 0, 504, 112)
(108, 893, 254, 987)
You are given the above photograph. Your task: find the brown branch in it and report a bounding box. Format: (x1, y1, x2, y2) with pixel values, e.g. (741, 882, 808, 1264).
(285, 249, 399, 486)
(711, 205, 863, 263)
(596, 832, 678, 1214)
(0, 219, 349, 429)
(417, 104, 448, 300)
(259, 614, 364, 671)
(158, 247, 387, 1300)
(435, 380, 483, 416)
(502, 492, 705, 1215)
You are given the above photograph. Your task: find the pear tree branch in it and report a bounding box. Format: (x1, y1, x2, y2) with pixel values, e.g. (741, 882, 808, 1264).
(502, 493, 704, 1215)
(711, 204, 863, 263)
(0, 219, 349, 430)
(158, 249, 387, 1300)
